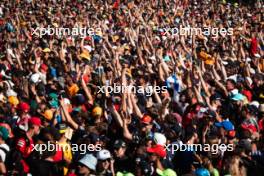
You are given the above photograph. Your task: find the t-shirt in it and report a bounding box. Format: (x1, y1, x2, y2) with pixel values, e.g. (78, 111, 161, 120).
(0, 143, 10, 162)
(250, 38, 258, 55)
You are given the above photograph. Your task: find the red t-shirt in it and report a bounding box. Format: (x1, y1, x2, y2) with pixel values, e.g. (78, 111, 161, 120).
(250, 38, 258, 55)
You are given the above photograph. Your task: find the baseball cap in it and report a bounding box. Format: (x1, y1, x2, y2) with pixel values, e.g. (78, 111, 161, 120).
(57, 123, 67, 134)
(29, 117, 42, 126)
(141, 115, 152, 124)
(114, 139, 126, 149)
(78, 154, 97, 171)
(153, 133, 167, 146)
(215, 120, 234, 131)
(92, 106, 103, 117)
(41, 109, 53, 121)
(17, 102, 30, 113)
(231, 93, 245, 101)
(0, 126, 9, 141)
(43, 48, 51, 53)
(8, 96, 19, 106)
(147, 144, 166, 158)
(195, 168, 210, 176)
(156, 168, 177, 176)
(97, 149, 111, 160)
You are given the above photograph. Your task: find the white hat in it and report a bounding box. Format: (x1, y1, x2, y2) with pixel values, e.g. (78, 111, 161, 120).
(83, 45, 93, 52)
(249, 68, 255, 74)
(79, 154, 97, 171)
(153, 133, 166, 146)
(30, 73, 40, 83)
(6, 89, 17, 97)
(97, 149, 111, 160)
(245, 77, 253, 86)
(254, 53, 261, 58)
(63, 98, 71, 105)
(250, 101, 260, 109)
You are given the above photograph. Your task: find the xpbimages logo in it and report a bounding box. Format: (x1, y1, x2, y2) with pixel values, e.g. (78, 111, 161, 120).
(31, 26, 102, 38)
(32, 141, 102, 154)
(97, 84, 167, 97)
(165, 143, 234, 154)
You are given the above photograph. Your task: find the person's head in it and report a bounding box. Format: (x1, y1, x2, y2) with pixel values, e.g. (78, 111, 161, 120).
(28, 117, 42, 135)
(141, 115, 153, 133)
(147, 144, 166, 162)
(78, 154, 97, 176)
(226, 79, 236, 91)
(97, 149, 112, 171)
(113, 139, 126, 158)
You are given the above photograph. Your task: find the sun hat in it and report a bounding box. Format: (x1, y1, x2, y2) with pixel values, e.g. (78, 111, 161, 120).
(78, 154, 97, 171)
(97, 149, 111, 160)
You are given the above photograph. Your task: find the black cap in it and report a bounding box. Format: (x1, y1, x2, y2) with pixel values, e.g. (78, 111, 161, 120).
(113, 139, 126, 149)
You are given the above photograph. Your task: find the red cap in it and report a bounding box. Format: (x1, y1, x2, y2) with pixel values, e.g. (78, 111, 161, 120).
(40, 64, 48, 72)
(228, 130, 236, 138)
(141, 115, 152, 124)
(29, 117, 42, 126)
(17, 102, 30, 113)
(147, 145, 166, 158)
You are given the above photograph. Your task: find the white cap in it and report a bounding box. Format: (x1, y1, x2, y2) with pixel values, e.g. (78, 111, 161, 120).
(245, 77, 253, 86)
(83, 45, 93, 52)
(6, 89, 17, 97)
(97, 149, 111, 160)
(63, 98, 71, 105)
(254, 53, 261, 58)
(250, 101, 260, 108)
(249, 68, 255, 74)
(30, 73, 40, 83)
(153, 133, 167, 146)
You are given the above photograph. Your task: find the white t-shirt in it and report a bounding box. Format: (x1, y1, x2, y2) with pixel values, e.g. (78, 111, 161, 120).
(0, 143, 10, 162)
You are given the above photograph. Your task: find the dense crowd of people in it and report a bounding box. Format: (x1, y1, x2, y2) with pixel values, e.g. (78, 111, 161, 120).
(0, 0, 263, 175)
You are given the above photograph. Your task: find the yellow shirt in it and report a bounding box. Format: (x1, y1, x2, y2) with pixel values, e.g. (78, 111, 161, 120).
(58, 141, 72, 175)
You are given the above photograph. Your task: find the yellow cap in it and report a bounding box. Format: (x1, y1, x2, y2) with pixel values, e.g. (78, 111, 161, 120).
(8, 96, 19, 106)
(43, 48, 51, 53)
(79, 51, 90, 60)
(42, 109, 53, 121)
(92, 106, 103, 117)
(68, 84, 79, 97)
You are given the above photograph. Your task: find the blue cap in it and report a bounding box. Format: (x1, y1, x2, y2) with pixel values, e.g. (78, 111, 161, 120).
(195, 168, 210, 176)
(215, 120, 234, 131)
(231, 93, 244, 101)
